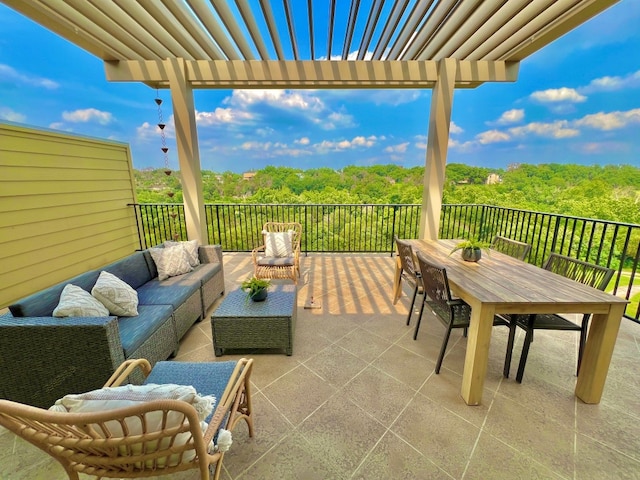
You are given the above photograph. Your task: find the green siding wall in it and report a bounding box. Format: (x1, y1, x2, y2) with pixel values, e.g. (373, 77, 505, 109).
(0, 123, 140, 308)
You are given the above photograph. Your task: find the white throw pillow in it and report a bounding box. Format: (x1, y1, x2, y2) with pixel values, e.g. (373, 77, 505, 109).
(91, 271, 139, 317)
(50, 383, 217, 467)
(164, 239, 200, 267)
(264, 231, 293, 258)
(149, 245, 193, 281)
(53, 284, 110, 317)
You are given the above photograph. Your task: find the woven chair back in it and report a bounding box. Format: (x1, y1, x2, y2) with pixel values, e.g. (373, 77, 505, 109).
(262, 222, 302, 249)
(416, 251, 454, 320)
(395, 238, 419, 283)
(543, 253, 614, 290)
(490, 236, 531, 261)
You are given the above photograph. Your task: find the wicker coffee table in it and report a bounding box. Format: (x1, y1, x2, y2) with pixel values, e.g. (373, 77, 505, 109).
(211, 284, 297, 356)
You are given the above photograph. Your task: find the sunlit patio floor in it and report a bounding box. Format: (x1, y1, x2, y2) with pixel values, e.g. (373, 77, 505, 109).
(2, 252, 640, 479)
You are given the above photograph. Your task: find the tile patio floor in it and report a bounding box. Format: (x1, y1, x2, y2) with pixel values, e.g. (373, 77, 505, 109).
(2, 253, 639, 479)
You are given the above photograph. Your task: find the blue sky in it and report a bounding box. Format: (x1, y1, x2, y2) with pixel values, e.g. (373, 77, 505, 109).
(1, 2, 639, 174)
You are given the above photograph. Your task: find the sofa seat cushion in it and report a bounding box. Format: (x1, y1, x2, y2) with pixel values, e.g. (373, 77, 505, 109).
(118, 304, 174, 357)
(9, 270, 101, 317)
(187, 263, 222, 287)
(136, 275, 201, 310)
(103, 252, 153, 290)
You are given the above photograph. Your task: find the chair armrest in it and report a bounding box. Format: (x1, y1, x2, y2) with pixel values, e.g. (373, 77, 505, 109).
(252, 245, 266, 263)
(104, 358, 153, 387)
(199, 244, 222, 264)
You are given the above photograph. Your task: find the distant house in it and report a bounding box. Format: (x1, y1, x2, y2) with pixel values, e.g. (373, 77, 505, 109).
(486, 173, 502, 185)
(243, 171, 256, 181)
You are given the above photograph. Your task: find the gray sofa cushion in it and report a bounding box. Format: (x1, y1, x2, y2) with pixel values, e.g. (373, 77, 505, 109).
(103, 252, 153, 290)
(186, 263, 222, 286)
(118, 304, 174, 357)
(8, 270, 100, 317)
(136, 274, 201, 310)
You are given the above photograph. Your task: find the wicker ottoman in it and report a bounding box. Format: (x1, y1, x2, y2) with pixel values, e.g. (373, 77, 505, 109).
(211, 284, 297, 356)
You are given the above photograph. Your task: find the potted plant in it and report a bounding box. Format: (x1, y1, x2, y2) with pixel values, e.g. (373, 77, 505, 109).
(241, 276, 271, 302)
(449, 238, 491, 262)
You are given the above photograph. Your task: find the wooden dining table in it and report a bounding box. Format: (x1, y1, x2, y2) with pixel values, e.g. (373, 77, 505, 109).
(393, 239, 628, 406)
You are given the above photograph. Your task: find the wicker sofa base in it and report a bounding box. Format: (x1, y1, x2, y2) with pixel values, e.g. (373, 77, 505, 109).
(211, 285, 297, 356)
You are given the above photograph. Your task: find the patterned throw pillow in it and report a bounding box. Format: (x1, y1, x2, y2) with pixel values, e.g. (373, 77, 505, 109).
(264, 231, 293, 258)
(164, 239, 200, 267)
(91, 271, 139, 317)
(149, 244, 193, 281)
(53, 284, 110, 317)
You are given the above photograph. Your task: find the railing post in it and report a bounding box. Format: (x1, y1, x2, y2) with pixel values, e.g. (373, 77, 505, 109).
(390, 205, 398, 256)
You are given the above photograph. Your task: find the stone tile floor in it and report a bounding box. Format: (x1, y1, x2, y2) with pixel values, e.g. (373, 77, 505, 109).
(2, 253, 639, 479)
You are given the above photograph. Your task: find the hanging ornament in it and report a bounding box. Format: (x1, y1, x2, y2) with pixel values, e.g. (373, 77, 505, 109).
(156, 90, 172, 177)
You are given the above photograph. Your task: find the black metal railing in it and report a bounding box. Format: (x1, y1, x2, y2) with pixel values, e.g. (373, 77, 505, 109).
(130, 203, 639, 322)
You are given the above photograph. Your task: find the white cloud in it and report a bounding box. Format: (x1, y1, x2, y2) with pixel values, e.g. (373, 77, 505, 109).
(295, 137, 310, 145)
(321, 111, 355, 130)
(228, 89, 324, 111)
(0, 64, 59, 89)
(496, 109, 524, 125)
(195, 108, 253, 126)
(580, 70, 640, 93)
(384, 142, 410, 153)
(256, 127, 275, 137)
(476, 130, 511, 144)
(530, 87, 587, 103)
(62, 108, 113, 125)
(238, 140, 311, 158)
(509, 120, 580, 139)
(573, 109, 640, 131)
(0, 107, 26, 122)
(450, 121, 463, 134)
(313, 135, 377, 153)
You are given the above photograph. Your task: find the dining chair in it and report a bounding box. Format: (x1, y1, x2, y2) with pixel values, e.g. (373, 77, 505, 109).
(414, 251, 509, 373)
(394, 237, 423, 326)
(490, 235, 531, 261)
(503, 253, 615, 382)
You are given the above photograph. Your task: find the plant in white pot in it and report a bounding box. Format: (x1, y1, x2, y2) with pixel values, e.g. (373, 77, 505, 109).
(449, 238, 491, 262)
(241, 276, 271, 302)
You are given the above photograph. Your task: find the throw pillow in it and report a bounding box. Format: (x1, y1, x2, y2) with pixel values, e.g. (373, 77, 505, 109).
(91, 271, 139, 317)
(50, 383, 217, 467)
(264, 231, 293, 258)
(164, 239, 200, 267)
(53, 284, 110, 317)
(149, 244, 192, 281)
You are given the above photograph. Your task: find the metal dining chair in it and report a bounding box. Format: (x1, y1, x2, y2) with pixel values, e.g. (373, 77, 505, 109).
(414, 251, 509, 373)
(490, 235, 531, 261)
(503, 253, 615, 382)
(394, 237, 423, 326)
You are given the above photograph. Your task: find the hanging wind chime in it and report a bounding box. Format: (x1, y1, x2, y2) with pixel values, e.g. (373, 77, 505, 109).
(155, 90, 180, 240)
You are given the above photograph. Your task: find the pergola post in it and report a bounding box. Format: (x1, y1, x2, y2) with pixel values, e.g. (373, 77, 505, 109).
(165, 57, 208, 244)
(419, 58, 457, 241)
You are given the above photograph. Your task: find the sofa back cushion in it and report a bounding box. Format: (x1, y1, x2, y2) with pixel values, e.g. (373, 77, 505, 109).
(103, 252, 153, 290)
(9, 269, 101, 317)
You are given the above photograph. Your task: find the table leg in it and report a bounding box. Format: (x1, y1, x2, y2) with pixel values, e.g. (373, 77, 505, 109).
(575, 304, 625, 404)
(460, 302, 496, 405)
(392, 256, 403, 305)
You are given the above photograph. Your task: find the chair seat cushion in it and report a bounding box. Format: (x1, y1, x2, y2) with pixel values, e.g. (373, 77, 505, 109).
(144, 361, 237, 423)
(118, 304, 174, 357)
(257, 256, 295, 267)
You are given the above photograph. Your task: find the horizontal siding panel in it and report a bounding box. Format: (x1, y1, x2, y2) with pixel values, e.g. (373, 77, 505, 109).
(2, 199, 133, 227)
(0, 123, 139, 308)
(2, 221, 137, 274)
(1, 209, 134, 244)
(2, 179, 133, 197)
(2, 164, 132, 182)
(0, 150, 130, 169)
(0, 190, 132, 213)
(1, 237, 138, 307)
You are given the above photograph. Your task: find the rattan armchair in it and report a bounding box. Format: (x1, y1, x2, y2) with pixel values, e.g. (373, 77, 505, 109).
(490, 235, 531, 261)
(252, 222, 302, 283)
(503, 253, 614, 382)
(414, 251, 509, 373)
(0, 358, 254, 480)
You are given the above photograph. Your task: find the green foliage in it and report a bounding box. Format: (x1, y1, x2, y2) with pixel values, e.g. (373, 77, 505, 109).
(241, 276, 270, 300)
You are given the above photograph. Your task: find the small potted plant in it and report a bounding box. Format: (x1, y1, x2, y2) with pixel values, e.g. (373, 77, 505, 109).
(449, 238, 491, 262)
(241, 276, 271, 302)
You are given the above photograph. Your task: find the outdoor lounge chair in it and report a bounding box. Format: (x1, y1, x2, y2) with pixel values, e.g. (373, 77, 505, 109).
(252, 222, 302, 283)
(0, 358, 254, 480)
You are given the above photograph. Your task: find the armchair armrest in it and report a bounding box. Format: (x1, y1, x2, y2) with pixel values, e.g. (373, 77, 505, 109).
(199, 244, 222, 265)
(105, 358, 152, 387)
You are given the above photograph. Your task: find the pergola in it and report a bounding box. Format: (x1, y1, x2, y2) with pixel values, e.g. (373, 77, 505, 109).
(2, 0, 619, 244)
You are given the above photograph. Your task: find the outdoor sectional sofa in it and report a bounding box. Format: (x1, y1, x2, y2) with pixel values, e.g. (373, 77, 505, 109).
(0, 244, 224, 408)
